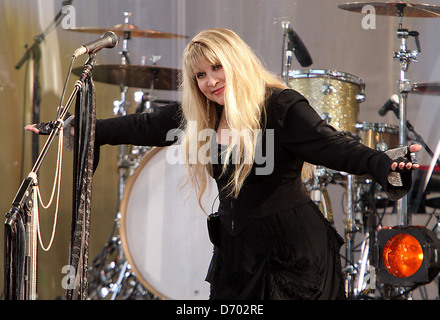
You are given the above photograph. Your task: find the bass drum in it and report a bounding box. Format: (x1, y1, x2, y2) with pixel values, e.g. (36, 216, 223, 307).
(120, 146, 218, 300)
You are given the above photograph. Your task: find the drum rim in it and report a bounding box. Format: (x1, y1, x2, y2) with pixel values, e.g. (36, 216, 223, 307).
(355, 121, 399, 133)
(286, 68, 365, 87)
(119, 146, 173, 300)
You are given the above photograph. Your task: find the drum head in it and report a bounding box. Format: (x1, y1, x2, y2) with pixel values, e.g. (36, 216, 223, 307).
(120, 146, 218, 300)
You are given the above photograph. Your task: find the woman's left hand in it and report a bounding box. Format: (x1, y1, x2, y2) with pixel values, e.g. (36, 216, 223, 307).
(390, 144, 421, 171)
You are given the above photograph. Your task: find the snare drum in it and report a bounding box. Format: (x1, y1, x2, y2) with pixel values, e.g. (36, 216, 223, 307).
(355, 121, 399, 151)
(288, 69, 365, 133)
(120, 146, 218, 300)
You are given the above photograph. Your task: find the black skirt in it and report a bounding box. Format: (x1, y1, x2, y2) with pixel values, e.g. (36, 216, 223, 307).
(205, 201, 346, 300)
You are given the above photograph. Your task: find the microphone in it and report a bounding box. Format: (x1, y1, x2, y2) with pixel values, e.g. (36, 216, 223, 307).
(286, 27, 313, 67)
(378, 94, 399, 116)
(73, 31, 120, 58)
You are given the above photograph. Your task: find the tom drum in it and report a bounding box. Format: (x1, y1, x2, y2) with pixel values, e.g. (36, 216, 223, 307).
(288, 69, 365, 133)
(355, 121, 399, 151)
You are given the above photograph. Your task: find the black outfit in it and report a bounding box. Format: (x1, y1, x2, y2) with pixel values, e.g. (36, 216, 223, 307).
(95, 87, 411, 300)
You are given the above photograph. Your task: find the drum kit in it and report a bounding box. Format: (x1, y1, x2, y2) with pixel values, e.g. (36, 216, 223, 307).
(293, 2, 440, 298)
(66, 2, 440, 300)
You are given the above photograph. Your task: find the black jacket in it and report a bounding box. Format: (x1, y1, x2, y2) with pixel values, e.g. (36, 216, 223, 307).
(95, 87, 410, 234)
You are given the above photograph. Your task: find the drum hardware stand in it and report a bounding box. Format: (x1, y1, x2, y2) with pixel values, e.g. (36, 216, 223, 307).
(354, 232, 371, 296)
(88, 235, 151, 299)
(87, 224, 151, 300)
(344, 176, 384, 298)
(113, 12, 134, 204)
(304, 167, 334, 223)
(344, 174, 362, 297)
(135, 55, 161, 114)
(4, 54, 96, 300)
(87, 12, 151, 300)
(120, 12, 132, 65)
(113, 84, 130, 204)
(356, 202, 378, 298)
(111, 13, 159, 202)
(310, 189, 333, 223)
(355, 187, 380, 297)
(393, 4, 421, 226)
(91, 11, 132, 297)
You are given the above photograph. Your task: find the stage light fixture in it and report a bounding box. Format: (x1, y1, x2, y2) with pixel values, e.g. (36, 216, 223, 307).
(377, 226, 440, 287)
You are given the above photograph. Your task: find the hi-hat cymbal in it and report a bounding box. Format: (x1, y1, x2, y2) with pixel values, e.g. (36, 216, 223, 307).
(411, 82, 440, 95)
(72, 64, 180, 90)
(338, 2, 440, 17)
(68, 23, 188, 39)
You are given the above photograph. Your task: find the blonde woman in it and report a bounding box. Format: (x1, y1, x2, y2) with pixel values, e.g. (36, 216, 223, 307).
(27, 28, 420, 300)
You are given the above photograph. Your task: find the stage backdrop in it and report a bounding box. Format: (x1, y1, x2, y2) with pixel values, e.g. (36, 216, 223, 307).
(0, 0, 439, 299)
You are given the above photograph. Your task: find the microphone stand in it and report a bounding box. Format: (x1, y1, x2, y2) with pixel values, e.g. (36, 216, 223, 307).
(387, 105, 440, 167)
(15, 0, 74, 69)
(405, 118, 440, 214)
(15, 0, 74, 166)
(281, 21, 293, 85)
(4, 54, 96, 300)
(406, 117, 440, 167)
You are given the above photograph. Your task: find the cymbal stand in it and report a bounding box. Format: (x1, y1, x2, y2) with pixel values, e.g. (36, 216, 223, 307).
(393, 4, 421, 226)
(87, 228, 151, 299)
(113, 11, 133, 204)
(344, 175, 355, 296)
(88, 12, 153, 300)
(354, 181, 380, 297)
(342, 173, 387, 299)
(135, 55, 160, 114)
(355, 231, 370, 295)
(87, 12, 144, 300)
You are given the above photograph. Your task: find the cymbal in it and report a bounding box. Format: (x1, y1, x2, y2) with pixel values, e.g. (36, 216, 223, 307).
(410, 82, 440, 95)
(72, 64, 180, 90)
(68, 23, 188, 39)
(338, 2, 440, 17)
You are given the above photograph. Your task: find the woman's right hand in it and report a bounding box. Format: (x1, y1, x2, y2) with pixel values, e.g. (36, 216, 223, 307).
(24, 123, 51, 135)
(25, 117, 75, 136)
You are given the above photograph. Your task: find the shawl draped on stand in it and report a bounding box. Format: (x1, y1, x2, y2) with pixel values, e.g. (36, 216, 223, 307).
(65, 74, 96, 300)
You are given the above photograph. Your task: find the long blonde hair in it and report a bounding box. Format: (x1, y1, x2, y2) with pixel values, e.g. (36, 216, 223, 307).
(180, 28, 286, 208)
